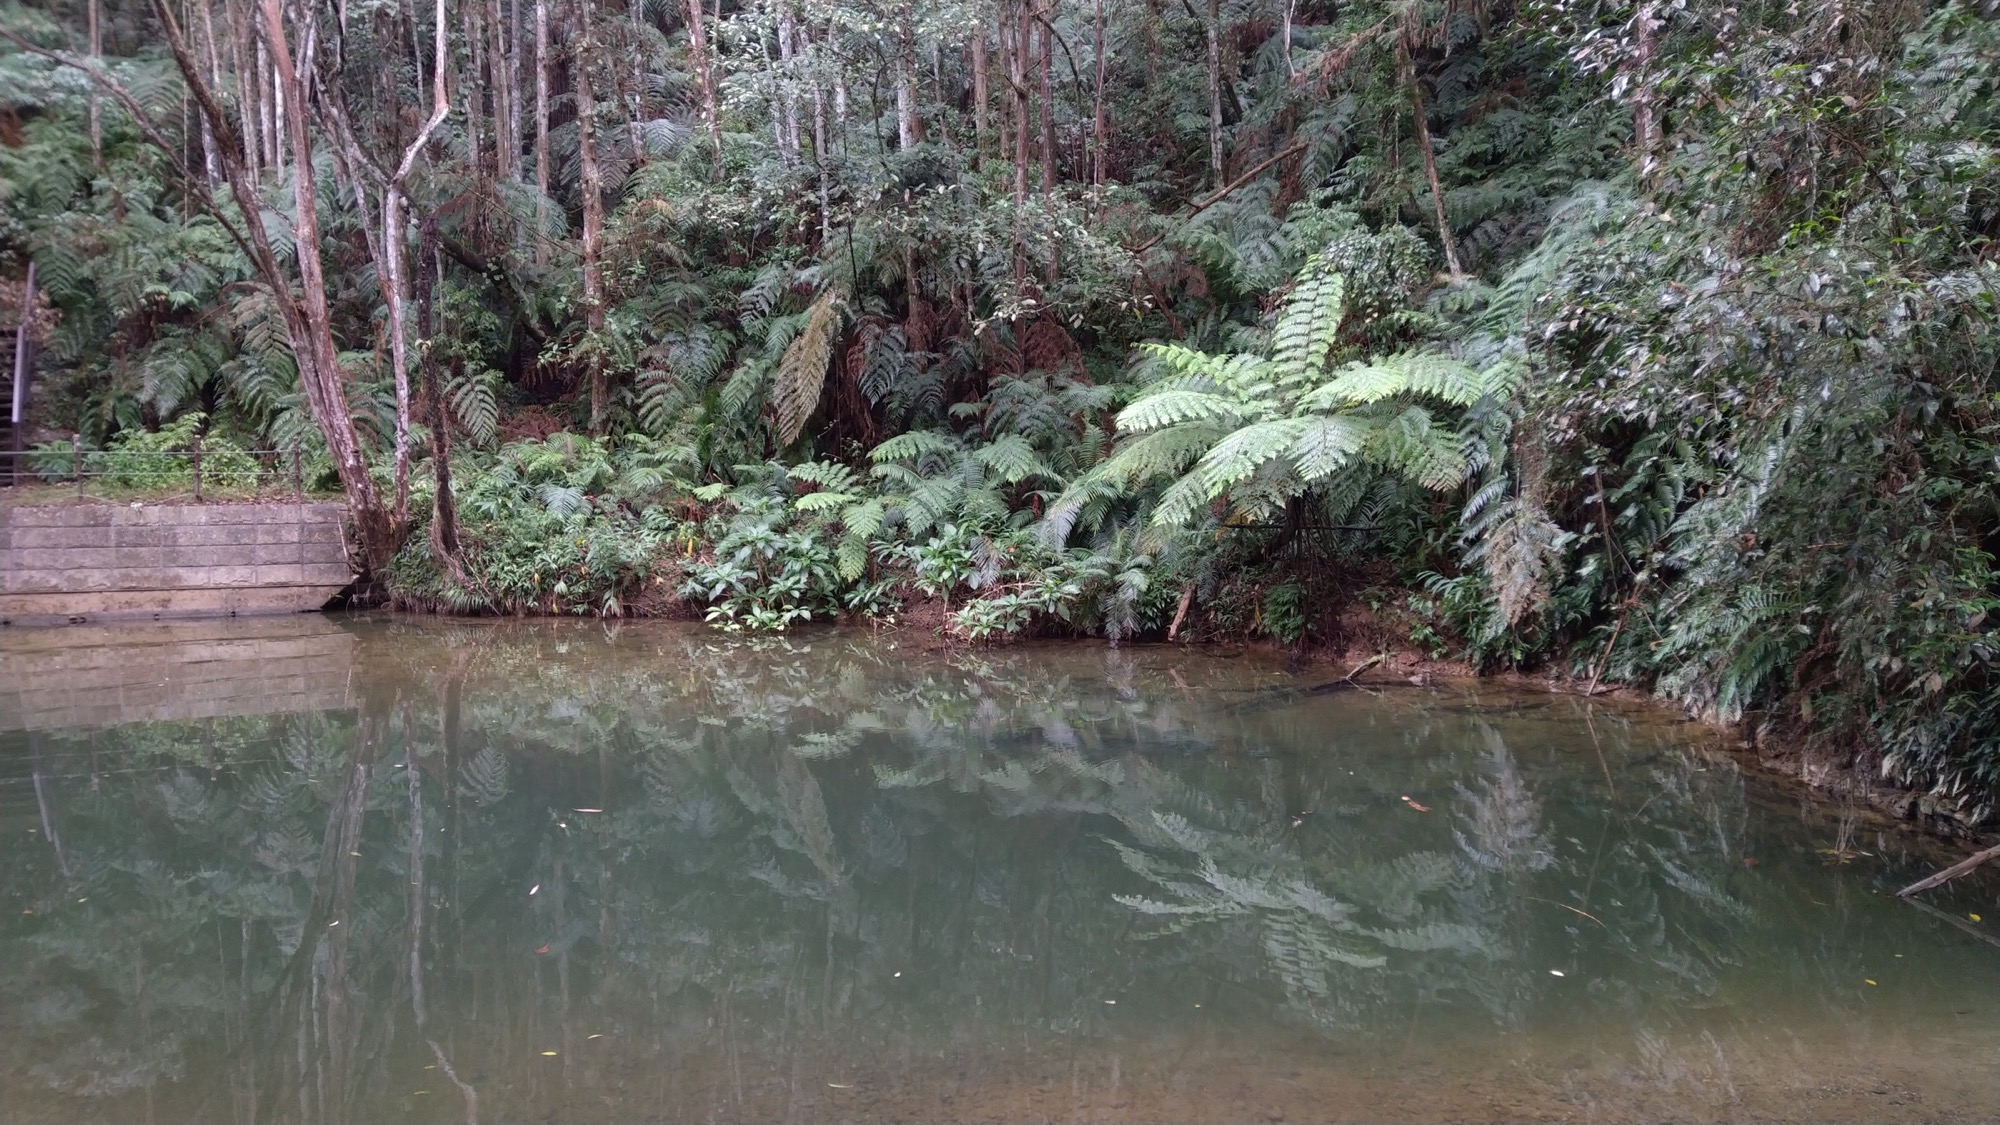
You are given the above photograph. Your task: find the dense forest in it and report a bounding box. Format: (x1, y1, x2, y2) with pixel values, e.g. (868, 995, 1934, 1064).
(1, 0, 1997, 817)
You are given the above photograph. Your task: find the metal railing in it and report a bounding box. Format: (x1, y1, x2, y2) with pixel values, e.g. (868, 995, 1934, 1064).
(18, 438, 320, 502)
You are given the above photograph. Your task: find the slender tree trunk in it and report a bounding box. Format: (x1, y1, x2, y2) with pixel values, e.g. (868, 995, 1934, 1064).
(415, 217, 465, 576)
(1282, 0, 1296, 77)
(1010, 0, 1030, 206)
(971, 22, 989, 163)
(87, 0, 103, 167)
(1631, 2, 1661, 182)
(574, 0, 609, 431)
(626, 0, 645, 161)
(811, 38, 831, 241)
(1398, 37, 1464, 276)
(384, 0, 452, 533)
(256, 38, 274, 175)
(197, 0, 225, 184)
(1037, 0, 1055, 192)
(1091, 0, 1107, 187)
(534, 0, 552, 264)
(1205, 0, 1223, 184)
(463, 0, 485, 175)
(774, 3, 801, 164)
(228, 0, 260, 180)
(894, 7, 920, 150)
(490, 0, 517, 179)
(684, 0, 724, 168)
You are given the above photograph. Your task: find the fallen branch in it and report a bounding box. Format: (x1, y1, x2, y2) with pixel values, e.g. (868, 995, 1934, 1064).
(1896, 842, 2000, 898)
(1130, 144, 1308, 255)
(1338, 653, 1386, 685)
(1901, 896, 2000, 952)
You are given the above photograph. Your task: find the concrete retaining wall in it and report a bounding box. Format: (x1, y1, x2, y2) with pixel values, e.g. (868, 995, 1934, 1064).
(0, 502, 355, 625)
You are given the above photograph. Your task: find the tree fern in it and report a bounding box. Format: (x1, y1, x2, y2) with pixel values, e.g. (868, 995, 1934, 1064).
(1046, 256, 1501, 536)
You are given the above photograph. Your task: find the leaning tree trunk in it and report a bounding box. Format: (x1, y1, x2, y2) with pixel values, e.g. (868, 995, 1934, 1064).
(256, 0, 400, 569)
(1398, 35, 1465, 277)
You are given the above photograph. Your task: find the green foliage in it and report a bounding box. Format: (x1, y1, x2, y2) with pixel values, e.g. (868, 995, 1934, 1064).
(1049, 257, 1503, 538)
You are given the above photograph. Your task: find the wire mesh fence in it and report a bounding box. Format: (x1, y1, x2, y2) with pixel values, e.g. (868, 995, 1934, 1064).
(10, 438, 321, 502)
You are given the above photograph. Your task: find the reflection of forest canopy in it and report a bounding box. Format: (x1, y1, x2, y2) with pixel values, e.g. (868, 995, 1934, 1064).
(2, 626, 1758, 1119)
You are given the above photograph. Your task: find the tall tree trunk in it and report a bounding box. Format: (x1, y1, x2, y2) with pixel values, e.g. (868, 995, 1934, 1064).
(87, 0, 102, 167)
(684, 0, 724, 169)
(1282, 0, 1296, 77)
(384, 0, 452, 533)
(627, 0, 647, 163)
(534, 0, 552, 265)
(1037, 0, 1055, 192)
(1205, 0, 1223, 184)
(415, 217, 466, 578)
(894, 7, 920, 150)
(1010, 0, 1030, 207)
(1631, 2, 1661, 182)
(1091, 0, 1107, 187)
(227, 0, 260, 181)
(490, 0, 517, 179)
(574, 0, 609, 431)
(197, 0, 225, 184)
(811, 31, 832, 241)
(256, 0, 397, 564)
(972, 21, 989, 163)
(1398, 36, 1464, 276)
(776, 4, 800, 163)
(463, 0, 485, 175)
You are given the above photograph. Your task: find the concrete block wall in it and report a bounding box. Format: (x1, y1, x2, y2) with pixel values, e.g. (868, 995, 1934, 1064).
(1, 502, 356, 624)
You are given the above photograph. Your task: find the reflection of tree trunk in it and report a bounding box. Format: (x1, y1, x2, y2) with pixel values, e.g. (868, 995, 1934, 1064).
(318, 713, 380, 1116)
(29, 743, 71, 879)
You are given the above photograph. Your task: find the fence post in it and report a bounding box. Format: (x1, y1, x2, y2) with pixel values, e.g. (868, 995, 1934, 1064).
(72, 434, 82, 500)
(191, 432, 203, 502)
(292, 444, 303, 498)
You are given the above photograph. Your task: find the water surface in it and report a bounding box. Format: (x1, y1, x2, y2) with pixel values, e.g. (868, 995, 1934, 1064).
(3, 616, 1997, 1123)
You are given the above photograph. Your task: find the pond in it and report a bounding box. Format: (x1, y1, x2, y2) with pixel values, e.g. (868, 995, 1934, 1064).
(2, 616, 1997, 1124)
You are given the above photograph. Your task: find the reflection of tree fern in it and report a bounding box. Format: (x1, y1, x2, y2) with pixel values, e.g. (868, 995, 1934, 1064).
(457, 747, 511, 807)
(1451, 730, 1554, 878)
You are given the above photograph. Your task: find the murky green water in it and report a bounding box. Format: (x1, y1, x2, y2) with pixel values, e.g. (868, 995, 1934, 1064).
(2, 616, 1997, 1124)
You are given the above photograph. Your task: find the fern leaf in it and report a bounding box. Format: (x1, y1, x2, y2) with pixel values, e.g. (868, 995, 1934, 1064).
(1116, 389, 1249, 433)
(772, 291, 841, 446)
